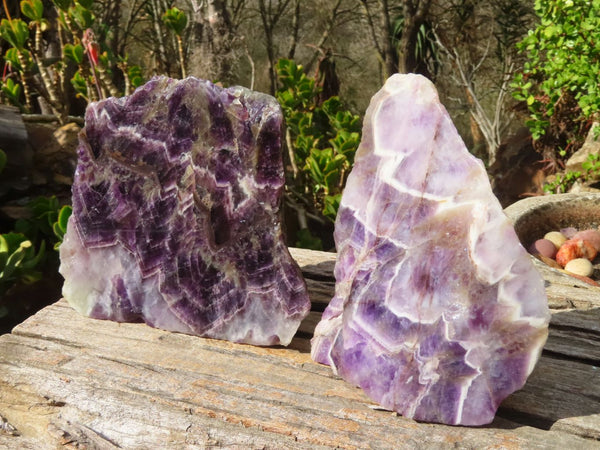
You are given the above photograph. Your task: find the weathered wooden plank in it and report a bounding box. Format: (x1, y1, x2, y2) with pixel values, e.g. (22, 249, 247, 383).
(546, 281, 600, 310)
(500, 355, 600, 439)
(289, 247, 336, 279)
(544, 308, 600, 362)
(0, 301, 597, 449)
(1, 248, 600, 448)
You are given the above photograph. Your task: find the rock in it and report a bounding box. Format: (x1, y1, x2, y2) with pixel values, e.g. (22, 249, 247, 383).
(27, 121, 80, 187)
(543, 231, 567, 249)
(311, 74, 550, 426)
(529, 238, 557, 258)
(489, 127, 546, 207)
(60, 76, 310, 346)
(555, 239, 597, 267)
(565, 122, 600, 173)
(564, 258, 594, 277)
(560, 227, 578, 239)
(0, 105, 33, 195)
(572, 229, 600, 251)
(568, 180, 600, 194)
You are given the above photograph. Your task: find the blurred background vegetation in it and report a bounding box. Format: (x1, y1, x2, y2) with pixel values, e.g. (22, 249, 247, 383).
(0, 0, 599, 330)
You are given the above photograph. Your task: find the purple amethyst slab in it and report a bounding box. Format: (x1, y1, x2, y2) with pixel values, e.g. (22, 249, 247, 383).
(59, 76, 310, 346)
(311, 74, 550, 425)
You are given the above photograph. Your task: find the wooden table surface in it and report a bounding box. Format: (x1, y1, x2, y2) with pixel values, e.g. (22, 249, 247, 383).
(1, 247, 599, 449)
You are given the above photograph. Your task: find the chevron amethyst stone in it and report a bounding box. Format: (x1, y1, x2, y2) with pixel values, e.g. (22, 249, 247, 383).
(311, 74, 550, 425)
(59, 77, 310, 346)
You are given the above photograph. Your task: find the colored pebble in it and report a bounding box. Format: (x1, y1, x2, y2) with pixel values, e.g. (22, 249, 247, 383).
(556, 239, 597, 267)
(543, 231, 567, 249)
(572, 229, 600, 251)
(533, 228, 598, 281)
(529, 239, 557, 258)
(560, 227, 578, 239)
(564, 258, 594, 277)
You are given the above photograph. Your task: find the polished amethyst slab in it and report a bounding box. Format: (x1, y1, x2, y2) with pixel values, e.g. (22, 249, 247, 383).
(311, 74, 550, 425)
(59, 77, 310, 346)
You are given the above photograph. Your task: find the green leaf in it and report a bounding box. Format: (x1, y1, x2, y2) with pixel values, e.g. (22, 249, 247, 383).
(63, 43, 84, 64)
(0, 18, 30, 50)
(306, 155, 323, 183)
(68, 3, 94, 29)
(295, 228, 323, 251)
(76, 0, 93, 9)
(19, 239, 45, 270)
(0, 235, 8, 254)
(57, 205, 72, 232)
(71, 70, 88, 97)
(4, 47, 19, 67)
(2, 232, 28, 254)
(1, 78, 22, 107)
(51, 0, 73, 11)
(21, 0, 44, 22)
(323, 194, 341, 221)
(323, 170, 340, 192)
(127, 65, 145, 88)
(1, 245, 28, 279)
(52, 205, 71, 249)
(162, 7, 187, 36)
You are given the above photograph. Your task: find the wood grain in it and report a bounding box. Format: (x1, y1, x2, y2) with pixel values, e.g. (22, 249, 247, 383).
(1, 248, 599, 449)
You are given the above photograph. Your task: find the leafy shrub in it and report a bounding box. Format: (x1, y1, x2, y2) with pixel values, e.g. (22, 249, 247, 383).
(162, 7, 188, 78)
(512, 0, 600, 161)
(543, 153, 600, 193)
(0, 150, 69, 321)
(0, 232, 45, 298)
(0, 0, 145, 119)
(15, 196, 71, 250)
(276, 59, 361, 224)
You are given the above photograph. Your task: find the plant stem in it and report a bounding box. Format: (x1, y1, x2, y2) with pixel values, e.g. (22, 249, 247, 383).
(32, 24, 67, 122)
(176, 35, 186, 78)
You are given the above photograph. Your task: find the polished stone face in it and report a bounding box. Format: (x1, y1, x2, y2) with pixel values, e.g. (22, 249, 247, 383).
(311, 74, 550, 426)
(60, 77, 310, 346)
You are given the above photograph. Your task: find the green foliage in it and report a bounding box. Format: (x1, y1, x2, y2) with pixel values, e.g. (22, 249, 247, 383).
(0, 19, 29, 51)
(0, 0, 142, 117)
(582, 152, 600, 174)
(21, 0, 45, 22)
(127, 65, 145, 89)
(295, 228, 323, 251)
(543, 152, 600, 193)
(77, 0, 93, 9)
(51, 0, 73, 12)
(0, 148, 63, 303)
(70, 70, 88, 98)
(543, 170, 582, 194)
(69, 2, 95, 30)
(52, 205, 72, 250)
(15, 196, 62, 244)
(276, 58, 361, 223)
(4, 48, 29, 72)
(0, 78, 23, 108)
(0, 233, 45, 297)
(63, 43, 84, 65)
(162, 7, 188, 36)
(513, 0, 600, 141)
(391, 14, 439, 78)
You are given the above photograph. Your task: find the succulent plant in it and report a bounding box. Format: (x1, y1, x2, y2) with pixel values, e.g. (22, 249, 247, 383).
(0, 232, 45, 296)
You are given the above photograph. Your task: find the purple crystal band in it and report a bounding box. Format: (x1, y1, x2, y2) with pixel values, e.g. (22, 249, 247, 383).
(311, 74, 549, 425)
(60, 77, 310, 346)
